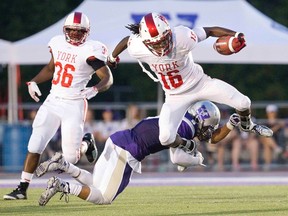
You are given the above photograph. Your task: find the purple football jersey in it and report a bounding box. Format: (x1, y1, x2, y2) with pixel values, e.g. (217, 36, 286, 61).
(110, 114, 196, 161)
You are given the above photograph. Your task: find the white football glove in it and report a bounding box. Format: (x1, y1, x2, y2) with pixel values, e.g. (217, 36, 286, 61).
(27, 81, 41, 102)
(177, 151, 206, 172)
(81, 86, 98, 100)
(226, 113, 241, 130)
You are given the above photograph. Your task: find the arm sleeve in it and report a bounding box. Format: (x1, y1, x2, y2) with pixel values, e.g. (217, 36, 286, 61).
(86, 57, 106, 71)
(193, 27, 207, 42)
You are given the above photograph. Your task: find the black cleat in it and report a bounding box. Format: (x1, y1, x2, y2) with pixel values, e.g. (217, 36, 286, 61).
(3, 185, 27, 200)
(83, 133, 98, 163)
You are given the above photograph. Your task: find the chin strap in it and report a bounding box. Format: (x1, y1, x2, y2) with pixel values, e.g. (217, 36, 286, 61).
(137, 60, 159, 82)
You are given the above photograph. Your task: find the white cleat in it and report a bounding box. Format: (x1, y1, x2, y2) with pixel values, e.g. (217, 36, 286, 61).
(39, 176, 70, 206)
(35, 152, 69, 177)
(250, 124, 273, 137)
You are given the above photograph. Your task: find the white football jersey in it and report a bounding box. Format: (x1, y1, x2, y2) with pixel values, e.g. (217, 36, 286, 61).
(48, 35, 108, 99)
(128, 25, 205, 94)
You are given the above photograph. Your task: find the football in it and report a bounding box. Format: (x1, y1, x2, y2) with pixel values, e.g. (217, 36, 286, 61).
(213, 36, 241, 55)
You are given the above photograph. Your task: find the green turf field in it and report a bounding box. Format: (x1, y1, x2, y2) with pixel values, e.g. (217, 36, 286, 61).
(1, 185, 288, 216)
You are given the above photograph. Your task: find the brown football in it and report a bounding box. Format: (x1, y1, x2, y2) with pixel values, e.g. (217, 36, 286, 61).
(213, 36, 241, 55)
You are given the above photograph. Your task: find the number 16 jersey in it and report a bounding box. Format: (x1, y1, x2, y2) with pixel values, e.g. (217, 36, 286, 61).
(127, 25, 205, 95)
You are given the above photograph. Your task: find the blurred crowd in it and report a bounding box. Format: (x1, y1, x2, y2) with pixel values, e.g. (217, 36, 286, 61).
(22, 103, 288, 172)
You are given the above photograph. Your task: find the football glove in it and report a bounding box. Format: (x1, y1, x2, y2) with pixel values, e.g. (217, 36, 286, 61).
(234, 32, 246, 53)
(81, 86, 98, 100)
(179, 139, 196, 154)
(177, 151, 206, 172)
(27, 81, 42, 102)
(226, 113, 241, 130)
(107, 54, 120, 69)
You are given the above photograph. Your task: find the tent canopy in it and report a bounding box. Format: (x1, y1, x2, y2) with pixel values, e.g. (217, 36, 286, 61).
(8, 0, 288, 65)
(0, 39, 13, 64)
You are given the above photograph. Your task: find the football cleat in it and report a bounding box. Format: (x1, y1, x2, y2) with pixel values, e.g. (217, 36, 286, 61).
(241, 124, 273, 137)
(35, 152, 69, 177)
(3, 184, 27, 200)
(39, 176, 70, 206)
(83, 133, 98, 163)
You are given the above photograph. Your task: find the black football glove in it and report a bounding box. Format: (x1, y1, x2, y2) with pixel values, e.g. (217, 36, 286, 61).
(234, 32, 246, 53)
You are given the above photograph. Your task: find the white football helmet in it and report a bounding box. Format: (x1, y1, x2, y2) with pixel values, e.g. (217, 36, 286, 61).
(188, 101, 221, 141)
(139, 13, 173, 57)
(63, 12, 90, 46)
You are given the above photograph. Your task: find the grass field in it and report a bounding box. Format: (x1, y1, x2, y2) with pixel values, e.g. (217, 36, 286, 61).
(1, 185, 288, 216)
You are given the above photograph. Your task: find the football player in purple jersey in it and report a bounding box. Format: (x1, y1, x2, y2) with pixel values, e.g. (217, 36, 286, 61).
(36, 101, 240, 206)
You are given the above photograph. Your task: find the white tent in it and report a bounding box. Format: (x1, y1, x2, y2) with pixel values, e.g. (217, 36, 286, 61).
(0, 39, 13, 64)
(12, 0, 288, 65)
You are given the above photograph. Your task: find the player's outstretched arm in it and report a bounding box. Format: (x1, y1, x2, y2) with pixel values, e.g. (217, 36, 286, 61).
(211, 113, 240, 143)
(107, 36, 129, 68)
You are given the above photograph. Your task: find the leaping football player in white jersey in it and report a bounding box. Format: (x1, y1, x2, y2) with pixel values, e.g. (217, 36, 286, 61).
(4, 12, 113, 200)
(107, 12, 273, 151)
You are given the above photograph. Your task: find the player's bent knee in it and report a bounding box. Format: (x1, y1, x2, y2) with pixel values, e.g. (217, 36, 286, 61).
(159, 131, 175, 146)
(62, 154, 79, 164)
(27, 146, 43, 154)
(237, 96, 251, 111)
(87, 188, 113, 205)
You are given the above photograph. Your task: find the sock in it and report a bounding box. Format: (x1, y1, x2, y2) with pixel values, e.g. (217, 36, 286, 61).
(66, 163, 81, 177)
(20, 171, 33, 183)
(74, 169, 93, 186)
(236, 109, 254, 130)
(19, 171, 33, 191)
(69, 183, 82, 196)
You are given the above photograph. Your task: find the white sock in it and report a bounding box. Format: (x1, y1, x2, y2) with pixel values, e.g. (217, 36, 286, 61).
(20, 171, 33, 183)
(69, 182, 82, 196)
(66, 163, 81, 177)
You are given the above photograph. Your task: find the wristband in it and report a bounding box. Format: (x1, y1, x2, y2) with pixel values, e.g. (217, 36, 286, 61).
(234, 32, 241, 38)
(108, 54, 117, 63)
(226, 121, 234, 130)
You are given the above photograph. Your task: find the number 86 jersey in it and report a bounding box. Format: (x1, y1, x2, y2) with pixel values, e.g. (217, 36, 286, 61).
(127, 25, 205, 95)
(48, 35, 108, 99)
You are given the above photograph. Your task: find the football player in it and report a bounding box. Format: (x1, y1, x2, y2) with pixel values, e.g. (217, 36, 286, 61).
(107, 12, 273, 152)
(3, 12, 113, 200)
(36, 101, 240, 205)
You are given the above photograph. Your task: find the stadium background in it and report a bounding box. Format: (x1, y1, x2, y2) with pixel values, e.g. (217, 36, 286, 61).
(0, 0, 287, 172)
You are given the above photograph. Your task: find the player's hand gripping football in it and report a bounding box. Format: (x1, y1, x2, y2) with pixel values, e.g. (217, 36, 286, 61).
(226, 113, 240, 130)
(234, 32, 246, 53)
(107, 54, 120, 69)
(81, 86, 98, 100)
(27, 81, 42, 102)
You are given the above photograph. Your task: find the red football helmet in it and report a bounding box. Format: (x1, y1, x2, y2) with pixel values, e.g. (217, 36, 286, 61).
(63, 12, 90, 46)
(139, 13, 173, 57)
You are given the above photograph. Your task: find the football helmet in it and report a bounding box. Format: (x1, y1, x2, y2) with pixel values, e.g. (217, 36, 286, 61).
(188, 101, 221, 141)
(139, 13, 173, 57)
(63, 12, 90, 46)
